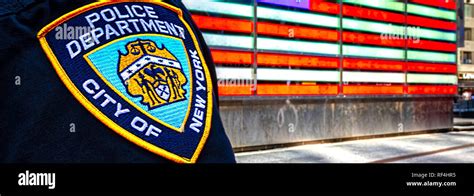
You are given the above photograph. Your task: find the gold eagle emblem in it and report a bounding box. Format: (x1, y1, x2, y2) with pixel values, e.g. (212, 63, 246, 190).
(118, 39, 187, 109)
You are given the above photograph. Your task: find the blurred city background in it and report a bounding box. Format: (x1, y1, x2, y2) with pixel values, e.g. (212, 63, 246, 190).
(183, 0, 474, 163)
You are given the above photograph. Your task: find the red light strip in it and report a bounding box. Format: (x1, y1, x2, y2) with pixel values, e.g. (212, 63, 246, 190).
(191, 15, 253, 34)
(407, 39, 457, 52)
(211, 50, 254, 65)
(409, 0, 456, 10)
(407, 85, 457, 95)
(343, 85, 404, 95)
(343, 31, 456, 52)
(343, 4, 456, 31)
(343, 4, 405, 24)
(343, 58, 405, 72)
(257, 53, 340, 69)
(257, 84, 339, 96)
(343, 59, 457, 74)
(343, 31, 405, 48)
(257, 22, 339, 42)
(407, 15, 456, 31)
(407, 62, 457, 74)
(218, 85, 254, 96)
(309, 1, 340, 15)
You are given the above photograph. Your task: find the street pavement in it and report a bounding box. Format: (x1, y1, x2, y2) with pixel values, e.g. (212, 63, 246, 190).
(454, 117, 474, 130)
(236, 130, 474, 163)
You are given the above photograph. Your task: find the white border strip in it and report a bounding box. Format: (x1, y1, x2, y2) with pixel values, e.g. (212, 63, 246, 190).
(257, 37, 340, 56)
(407, 73, 458, 84)
(257, 68, 340, 82)
(257, 6, 339, 28)
(343, 71, 405, 83)
(216, 67, 254, 80)
(343, 45, 405, 59)
(203, 33, 254, 49)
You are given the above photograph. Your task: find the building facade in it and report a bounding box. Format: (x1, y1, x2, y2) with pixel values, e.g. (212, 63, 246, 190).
(458, 0, 474, 99)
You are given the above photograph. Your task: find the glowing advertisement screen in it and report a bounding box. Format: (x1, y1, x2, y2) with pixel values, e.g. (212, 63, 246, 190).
(257, 0, 310, 9)
(183, 0, 458, 96)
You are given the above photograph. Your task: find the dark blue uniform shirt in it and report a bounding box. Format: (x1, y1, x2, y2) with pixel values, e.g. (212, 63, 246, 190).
(0, 0, 236, 163)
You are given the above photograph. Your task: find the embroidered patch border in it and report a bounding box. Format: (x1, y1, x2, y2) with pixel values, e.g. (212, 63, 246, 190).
(37, 0, 213, 163)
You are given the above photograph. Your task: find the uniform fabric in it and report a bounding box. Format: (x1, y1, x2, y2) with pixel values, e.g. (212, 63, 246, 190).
(0, 0, 236, 163)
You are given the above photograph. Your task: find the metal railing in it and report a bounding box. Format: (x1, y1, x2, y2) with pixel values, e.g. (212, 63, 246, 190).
(454, 99, 474, 113)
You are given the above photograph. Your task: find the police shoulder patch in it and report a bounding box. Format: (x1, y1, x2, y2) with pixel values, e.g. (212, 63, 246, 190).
(37, 0, 213, 163)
